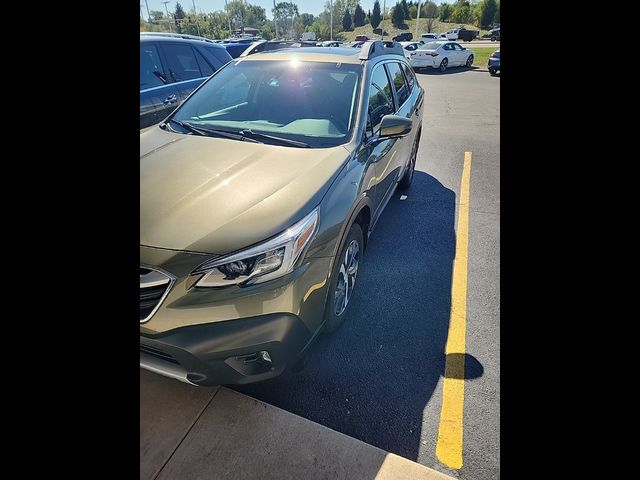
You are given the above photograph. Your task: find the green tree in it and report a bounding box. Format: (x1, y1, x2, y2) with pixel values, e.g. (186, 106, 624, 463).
(299, 13, 315, 27)
(401, 0, 410, 20)
(439, 3, 452, 22)
(451, 1, 472, 24)
(423, 1, 438, 32)
(371, 0, 381, 29)
(272, 2, 299, 38)
(353, 4, 366, 26)
(174, 2, 186, 33)
(494, 1, 499, 24)
(342, 8, 352, 31)
(259, 20, 275, 39)
(391, 2, 406, 28)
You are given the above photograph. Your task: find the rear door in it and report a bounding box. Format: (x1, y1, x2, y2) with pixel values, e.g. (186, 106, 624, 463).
(385, 62, 415, 177)
(452, 43, 466, 65)
(140, 42, 179, 129)
(157, 42, 213, 105)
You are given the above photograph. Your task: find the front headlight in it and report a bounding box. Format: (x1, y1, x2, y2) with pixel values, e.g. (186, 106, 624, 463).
(193, 208, 319, 287)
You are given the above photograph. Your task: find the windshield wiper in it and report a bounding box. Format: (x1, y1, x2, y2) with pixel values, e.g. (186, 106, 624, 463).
(166, 120, 261, 143)
(239, 129, 310, 148)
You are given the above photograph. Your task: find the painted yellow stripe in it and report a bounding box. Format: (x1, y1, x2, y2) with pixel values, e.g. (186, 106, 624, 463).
(435, 151, 472, 470)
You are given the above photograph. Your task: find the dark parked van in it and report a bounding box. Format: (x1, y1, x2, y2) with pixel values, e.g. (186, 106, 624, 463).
(140, 33, 233, 129)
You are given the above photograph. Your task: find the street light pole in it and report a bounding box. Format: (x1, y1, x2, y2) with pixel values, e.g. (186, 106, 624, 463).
(416, 1, 420, 37)
(144, 0, 150, 22)
(140, 4, 144, 21)
(161, 1, 173, 32)
(330, 0, 333, 41)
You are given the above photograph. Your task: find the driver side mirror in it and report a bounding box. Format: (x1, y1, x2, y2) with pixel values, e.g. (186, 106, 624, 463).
(379, 114, 412, 139)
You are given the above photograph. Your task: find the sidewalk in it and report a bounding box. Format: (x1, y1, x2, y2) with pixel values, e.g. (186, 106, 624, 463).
(141, 369, 454, 479)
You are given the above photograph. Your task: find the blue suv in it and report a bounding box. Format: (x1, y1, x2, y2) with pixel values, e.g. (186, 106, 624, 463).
(140, 33, 233, 129)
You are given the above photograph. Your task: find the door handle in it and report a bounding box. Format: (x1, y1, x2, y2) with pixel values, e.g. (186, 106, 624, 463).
(163, 94, 178, 105)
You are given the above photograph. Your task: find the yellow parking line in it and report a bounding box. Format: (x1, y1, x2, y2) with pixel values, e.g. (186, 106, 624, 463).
(435, 151, 472, 470)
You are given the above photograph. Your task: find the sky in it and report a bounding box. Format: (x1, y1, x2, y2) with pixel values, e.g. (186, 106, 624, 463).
(139, 1, 443, 20)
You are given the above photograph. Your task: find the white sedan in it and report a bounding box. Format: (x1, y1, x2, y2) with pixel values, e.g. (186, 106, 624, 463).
(407, 41, 474, 72)
(399, 41, 422, 61)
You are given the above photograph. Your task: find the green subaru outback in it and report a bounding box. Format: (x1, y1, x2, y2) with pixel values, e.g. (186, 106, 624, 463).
(140, 41, 424, 386)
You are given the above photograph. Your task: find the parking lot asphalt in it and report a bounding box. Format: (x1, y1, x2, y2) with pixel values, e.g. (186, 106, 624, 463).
(233, 65, 500, 479)
(140, 65, 500, 479)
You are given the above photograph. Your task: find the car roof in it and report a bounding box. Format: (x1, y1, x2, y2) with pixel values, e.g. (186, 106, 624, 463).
(140, 33, 226, 49)
(236, 47, 363, 64)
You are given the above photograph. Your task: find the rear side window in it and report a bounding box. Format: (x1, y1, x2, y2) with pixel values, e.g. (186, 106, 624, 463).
(367, 65, 394, 134)
(140, 44, 165, 90)
(160, 44, 205, 82)
(401, 63, 415, 91)
(194, 48, 214, 76)
(386, 62, 410, 108)
(205, 46, 233, 65)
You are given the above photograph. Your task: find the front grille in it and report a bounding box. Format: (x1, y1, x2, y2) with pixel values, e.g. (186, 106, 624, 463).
(140, 267, 174, 323)
(140, 344, 179, 364)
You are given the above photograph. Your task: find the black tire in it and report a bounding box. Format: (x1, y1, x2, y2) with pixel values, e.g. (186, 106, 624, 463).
(439, 58, 448, 72)
(399, 131, 420, 190)
(466, 55, 474, 67)
(489, 67, 496, 75)
(322, 223, 364, 333)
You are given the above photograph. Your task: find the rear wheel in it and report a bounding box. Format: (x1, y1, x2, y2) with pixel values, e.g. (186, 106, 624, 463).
(439, 58, 448, 72)
(322, 223, 364, 333)
(466, 55, 474, 67)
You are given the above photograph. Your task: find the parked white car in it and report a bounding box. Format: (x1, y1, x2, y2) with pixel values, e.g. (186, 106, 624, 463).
(419, 33, 439, 43)
(400, 41, 422, 61)
(445, 29, 460, 40)
(408, 41, 474, 72)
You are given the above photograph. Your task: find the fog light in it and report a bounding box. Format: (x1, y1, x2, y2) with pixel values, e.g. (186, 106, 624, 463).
(237, 350, 272, 365)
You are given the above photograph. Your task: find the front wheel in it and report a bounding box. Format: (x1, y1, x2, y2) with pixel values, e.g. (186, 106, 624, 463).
(466, 55, 474, 67)
(322, 223, 364, 333)
(439, 58, 448, 72)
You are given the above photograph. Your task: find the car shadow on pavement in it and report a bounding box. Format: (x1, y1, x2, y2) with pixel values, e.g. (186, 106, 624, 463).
(234, 171, 482, 461)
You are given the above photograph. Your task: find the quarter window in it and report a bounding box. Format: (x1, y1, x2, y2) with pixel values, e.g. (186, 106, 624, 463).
(367, 65, 394, 134)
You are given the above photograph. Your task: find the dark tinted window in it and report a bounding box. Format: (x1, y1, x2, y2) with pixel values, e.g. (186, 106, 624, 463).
(387, 62, 410, 108)
(367, 65, 394, 134)
(493, 51, 500, 58)
(401, 63, 415, 91)
(194, 48, 213, 76)
(205, 46, 233, 65)
(140, 44, 165, 90)
(453, 43, 464, 51)
(161, 44, 203, 82)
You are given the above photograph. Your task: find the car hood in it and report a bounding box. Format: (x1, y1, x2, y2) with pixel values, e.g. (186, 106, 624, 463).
(140, 127, 350, 254)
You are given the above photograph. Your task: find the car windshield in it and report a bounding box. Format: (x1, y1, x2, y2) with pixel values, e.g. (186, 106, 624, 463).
(492, 51, 500, 58)
(170, 60, 362, 148)
(419, 42, 440, 50)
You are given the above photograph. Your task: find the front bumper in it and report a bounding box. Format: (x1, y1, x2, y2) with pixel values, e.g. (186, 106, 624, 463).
(141, 312, 312, 386)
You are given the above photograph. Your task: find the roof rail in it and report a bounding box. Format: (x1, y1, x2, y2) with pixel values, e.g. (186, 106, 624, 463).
(359, 40, 405, 60)
(140, 32, 217, 43)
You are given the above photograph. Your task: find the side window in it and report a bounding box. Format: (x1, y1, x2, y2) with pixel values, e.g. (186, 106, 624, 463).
(453, 44, 464, 51)
(367, 65, 394, 135)
(160, 43, 204, 82)
(194, 49, 214, 76)
(386, 62, 410, 108)
(205, 46, 232, 66)
(401, 63, 415, 91)
(140, 44, 165, 90)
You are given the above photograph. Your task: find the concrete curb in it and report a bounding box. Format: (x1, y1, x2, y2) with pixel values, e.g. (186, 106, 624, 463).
(141, 373, 456, 480)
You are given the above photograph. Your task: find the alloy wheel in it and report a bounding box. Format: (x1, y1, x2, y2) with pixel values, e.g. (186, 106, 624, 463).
(334, 239, 360, 316)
